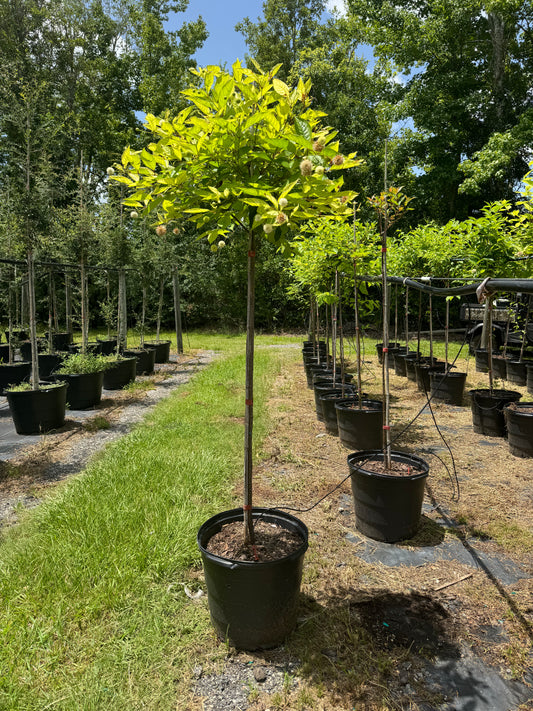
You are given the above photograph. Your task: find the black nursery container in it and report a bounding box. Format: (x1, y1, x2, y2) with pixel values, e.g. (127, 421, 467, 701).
(506, 359, 529, 386)
(103, 357, 137, 390)
(429, 371, 467, 406)
(197, 508, 308, 650)
(144, 340, 171, 363)
(0, 361, 31, 394)
(335, 399, 383, 451)
(319, 388, 356, 434)
(6, 383, 67, 435)
(38, 353, 64, 378)
(347, 450, 429, 543)
(469, 389, 522, 437)
(61, 371, 104, 409)
(97, 338, 118, 356)
(503, 402, 533, 458)
(124, 348, 156, 375)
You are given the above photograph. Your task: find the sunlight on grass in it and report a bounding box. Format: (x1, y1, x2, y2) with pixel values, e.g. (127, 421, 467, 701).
(0, 338, 300, 710)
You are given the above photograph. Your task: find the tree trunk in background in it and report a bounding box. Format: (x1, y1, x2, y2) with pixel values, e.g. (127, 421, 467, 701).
(172, 267, 183, 355)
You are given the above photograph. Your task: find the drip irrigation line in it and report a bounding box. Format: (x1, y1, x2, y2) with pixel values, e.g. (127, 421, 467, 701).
(274, 333, 469, 517)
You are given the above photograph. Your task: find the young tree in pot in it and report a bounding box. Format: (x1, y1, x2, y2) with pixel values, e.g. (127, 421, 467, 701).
(115, 61, 361, 647)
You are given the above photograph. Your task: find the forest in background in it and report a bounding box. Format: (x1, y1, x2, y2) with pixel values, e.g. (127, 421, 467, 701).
(0, 0, 532, 333)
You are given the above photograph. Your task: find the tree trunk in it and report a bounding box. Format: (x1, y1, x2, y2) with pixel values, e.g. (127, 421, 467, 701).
(243, 230, 255, 544)
(172, 267, 183, 355)
(117, 268, 128, 351)
(156, 276, 164, 342)
(27, 250, 40, 390)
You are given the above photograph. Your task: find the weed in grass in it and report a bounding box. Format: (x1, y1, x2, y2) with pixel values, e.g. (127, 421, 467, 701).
(83, 416, 111, 432)
(124, 379, 157, 393)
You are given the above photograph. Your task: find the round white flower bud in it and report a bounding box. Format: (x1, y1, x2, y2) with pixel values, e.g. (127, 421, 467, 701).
(106, 167, 115, 176)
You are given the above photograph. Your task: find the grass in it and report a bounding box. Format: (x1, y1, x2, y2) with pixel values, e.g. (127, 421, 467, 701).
(0, 336, 298, 710)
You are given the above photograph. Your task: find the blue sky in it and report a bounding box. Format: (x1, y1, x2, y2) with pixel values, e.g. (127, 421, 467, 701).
(167, 0, 266, 68)
(166, 0, 346, 69)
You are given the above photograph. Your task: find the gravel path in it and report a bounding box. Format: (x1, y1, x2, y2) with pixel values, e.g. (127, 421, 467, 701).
(0, 351, 215, 527)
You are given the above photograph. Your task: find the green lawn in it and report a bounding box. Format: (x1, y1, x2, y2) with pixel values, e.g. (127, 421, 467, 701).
(0, 334, 300, 710)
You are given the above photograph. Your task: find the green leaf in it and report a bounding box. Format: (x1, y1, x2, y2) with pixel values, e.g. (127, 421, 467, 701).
(294, 118, 312, 142)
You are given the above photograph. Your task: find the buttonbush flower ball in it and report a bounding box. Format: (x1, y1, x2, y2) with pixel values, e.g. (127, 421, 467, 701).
(155, 224, 167, 236)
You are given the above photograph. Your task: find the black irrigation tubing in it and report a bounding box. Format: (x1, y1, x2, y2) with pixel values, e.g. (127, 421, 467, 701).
(0, 258, 139, 272)
(356, 275, 533, 296)
(274, 331, 470, 517)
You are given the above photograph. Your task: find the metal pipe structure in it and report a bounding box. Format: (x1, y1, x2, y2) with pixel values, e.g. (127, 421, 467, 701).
(356, 276, 533, 297)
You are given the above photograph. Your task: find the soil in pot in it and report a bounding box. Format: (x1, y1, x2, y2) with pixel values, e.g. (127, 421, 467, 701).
(429, 370, 467, 406)
(347, 450, 429, 543)
(469, 388, 522, 437)
(6, 383, 67, 435)
(197, 508, 308, 650)
(503, 401, 533, 458)
(335, 399, 383, 450)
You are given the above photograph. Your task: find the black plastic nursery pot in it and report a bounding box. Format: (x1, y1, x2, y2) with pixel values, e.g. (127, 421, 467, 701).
(347, 450, 429, 543)
(124, 348, 156, 375)
(0, 361, 31, 394)
(0, 343, 10, 360)
(469, 388, 522, 437)
(45, 332, 72, 351)
(319, 388, 356, 433)
(527, 364, 533, 396)
(405, 357, 430, 382)
(376, 342, 401, 365)
(306, 363, 330, 387)
(38, 353, 64, 378)
(96, 338, 118, 356)
(415, 362, 446, 393)
(103, 357, 137, 390)
(144, 340, 171, 363)
(491, 355, 509, 380)
(197, 508, 308, 650)
(61, 371, 104, 409)
(429, 371, 467, 406)
(505, 359, 529, 386)
(314, 382, 351, 422)
(503, 402, 533, 458)
(474, 349, 490, 373)
(6, 382, 67, 435)
(335, 399, 383, 451)
(393, 351, 417, 377)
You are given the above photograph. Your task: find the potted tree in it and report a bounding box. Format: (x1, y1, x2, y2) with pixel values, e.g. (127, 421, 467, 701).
(4, 80, 67, 434)
(54, 352, 108, 410)
(115, 61, 361, 649)
(346, 181, 431, 543)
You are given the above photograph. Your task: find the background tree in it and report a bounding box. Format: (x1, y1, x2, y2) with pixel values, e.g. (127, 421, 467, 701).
(346, 0, 533, 221)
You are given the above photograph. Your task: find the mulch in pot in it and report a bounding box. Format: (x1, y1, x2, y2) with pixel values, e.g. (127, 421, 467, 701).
(206, 520, 304, 562)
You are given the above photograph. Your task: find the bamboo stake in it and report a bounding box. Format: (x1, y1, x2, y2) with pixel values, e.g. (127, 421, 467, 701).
(243, 230, 255, 545)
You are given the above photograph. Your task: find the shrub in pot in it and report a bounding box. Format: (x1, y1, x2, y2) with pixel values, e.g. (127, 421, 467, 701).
(116, 62, 360, 649)
(6, 381, 67, 435)
(55, 353, 107, 410)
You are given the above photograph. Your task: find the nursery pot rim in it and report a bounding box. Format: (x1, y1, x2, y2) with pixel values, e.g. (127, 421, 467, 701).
(197, 507, 309, 568)
(503, 401, 533, 417)
(335, 398, 382, 412)
(347, 449, 429, 482)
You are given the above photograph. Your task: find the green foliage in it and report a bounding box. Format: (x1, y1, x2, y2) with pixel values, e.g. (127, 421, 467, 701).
(115, 61, 362, 248)
(288, 218, 378, 304)
(56, 352, 109, 374)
